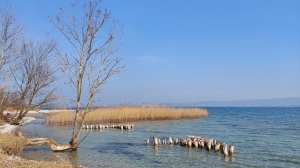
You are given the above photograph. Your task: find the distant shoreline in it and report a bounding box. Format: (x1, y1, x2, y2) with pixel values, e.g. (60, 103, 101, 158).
(173, 97, 300, 107)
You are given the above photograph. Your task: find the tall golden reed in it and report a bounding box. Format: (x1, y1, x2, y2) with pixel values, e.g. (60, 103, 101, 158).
(46, 106, 208, 126)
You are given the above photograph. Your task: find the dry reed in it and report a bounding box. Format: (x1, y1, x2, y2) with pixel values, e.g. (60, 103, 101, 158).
(0, 132, 27, 156)
(46, 106, 208, 126)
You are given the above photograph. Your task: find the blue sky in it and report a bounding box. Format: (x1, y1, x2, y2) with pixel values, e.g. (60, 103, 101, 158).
(1, 0, 300, 105)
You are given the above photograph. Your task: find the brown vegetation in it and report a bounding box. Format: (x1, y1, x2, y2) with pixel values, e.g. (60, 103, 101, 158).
(0, 132, 79, 168)
(0, 132, 27, 155)
(46, 106, 208, 126)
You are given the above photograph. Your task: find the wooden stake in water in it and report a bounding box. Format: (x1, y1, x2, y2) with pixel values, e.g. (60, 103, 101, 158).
(153, 136, 159, 146)
(168, 137, 173, 145)
(223, 143, 229, 156)
(229, 145, 234, 155)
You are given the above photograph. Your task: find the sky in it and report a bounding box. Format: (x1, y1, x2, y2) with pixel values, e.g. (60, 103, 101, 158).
(1, 0, 300, 105)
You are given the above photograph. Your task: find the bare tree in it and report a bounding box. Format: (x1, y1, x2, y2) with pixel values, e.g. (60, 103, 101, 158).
(0, 1, 24, 119)
(16, 0, 124, 151)
(49, 0, 124, 150)
(10, 39, 58, 124)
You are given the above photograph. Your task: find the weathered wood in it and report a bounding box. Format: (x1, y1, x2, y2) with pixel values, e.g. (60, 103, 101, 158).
(180, 138, 187, 146)
(153, 136, 159, 146)
(206, 139, 212, 150)
(168, 137, 173, 145)
(146, 139, 150, 145)
(187, 139, 192, 147)
(187, 135, 201, 139)
(193, 140, 198, 148)
(223, 143, 228, 156)
(229, 145, 234, 155)
(174, 138, 178, 145)
(213, 139, 217, 147)
(215, 142, 221, 151)
(16, 131, 71, 151)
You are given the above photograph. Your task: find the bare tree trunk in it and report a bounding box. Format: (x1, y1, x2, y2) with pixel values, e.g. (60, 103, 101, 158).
(16, 131, 71, 151)
(49, 0, 124, 150)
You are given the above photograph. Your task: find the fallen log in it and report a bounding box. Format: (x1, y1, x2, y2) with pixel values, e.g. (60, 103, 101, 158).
(15, 131, 71, 151)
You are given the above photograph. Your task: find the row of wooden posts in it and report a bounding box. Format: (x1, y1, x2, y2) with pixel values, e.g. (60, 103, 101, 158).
(82, 124, 134, 130)
(146, 135, 234, 157)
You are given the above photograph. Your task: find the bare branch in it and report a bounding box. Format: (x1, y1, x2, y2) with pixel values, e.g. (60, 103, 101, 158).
(11, 39, 58, 124)
(50, 0, 124, 150)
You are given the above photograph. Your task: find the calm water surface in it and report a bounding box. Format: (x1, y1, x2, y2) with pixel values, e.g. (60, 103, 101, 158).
(21, 107, 300, 167)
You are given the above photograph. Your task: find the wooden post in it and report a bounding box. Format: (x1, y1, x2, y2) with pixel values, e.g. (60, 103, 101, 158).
(215, 142, 221, 151)
(187, 139, 192, 147)
(174, 138, 178, 145)
(207, 139, 212, 150)
(223, 143, 228, 156)
(199, 140, 205, 148)
(146, 139, 150, 145)
(213, 139, 217, 148)
(180, 139, 187, 146)
(168, 137, 173, 145)
(153, 136, 159, 146)
(229, 145, 234, 155)
(193, 140, 198, 148)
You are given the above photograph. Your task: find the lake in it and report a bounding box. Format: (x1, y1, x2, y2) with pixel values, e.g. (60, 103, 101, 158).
(21, 107, 300, 167)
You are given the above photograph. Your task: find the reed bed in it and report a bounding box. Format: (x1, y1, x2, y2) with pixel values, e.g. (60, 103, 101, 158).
(46, 106, 208, 126)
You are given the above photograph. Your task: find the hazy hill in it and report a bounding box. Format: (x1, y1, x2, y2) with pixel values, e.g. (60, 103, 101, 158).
(174, 97, 300, 107)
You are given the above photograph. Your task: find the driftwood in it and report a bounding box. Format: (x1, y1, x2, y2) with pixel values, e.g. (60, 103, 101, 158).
(15, 131, 71, 151)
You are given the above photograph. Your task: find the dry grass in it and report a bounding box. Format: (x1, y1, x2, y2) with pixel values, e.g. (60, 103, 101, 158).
(0, 133, 80, 168)
(0, 153, 76, 168)
(46, 106, 208, 126)
(0, 133, 27, 156)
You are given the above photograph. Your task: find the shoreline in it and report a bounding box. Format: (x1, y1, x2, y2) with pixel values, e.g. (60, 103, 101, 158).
(0, 109, 71, 134)
(0, 117, 36, 134)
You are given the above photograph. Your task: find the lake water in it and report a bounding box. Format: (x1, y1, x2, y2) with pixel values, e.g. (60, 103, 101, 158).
(21, 107, 300, 167)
